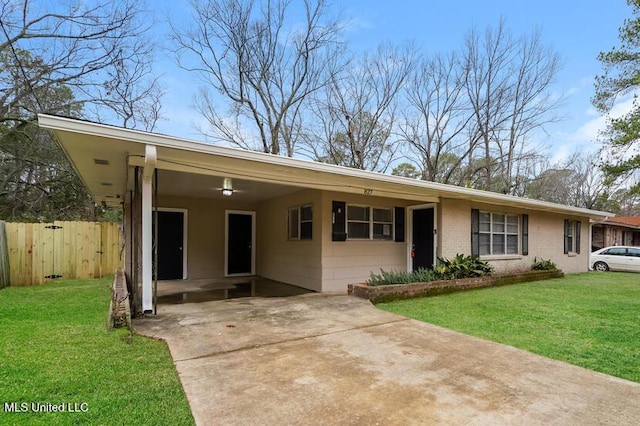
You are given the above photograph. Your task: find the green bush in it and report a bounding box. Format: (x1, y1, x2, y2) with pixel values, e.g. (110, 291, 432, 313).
(532, 257, 557, 271)
(367, 254, 493, 285)
(434, 253, 495, 279)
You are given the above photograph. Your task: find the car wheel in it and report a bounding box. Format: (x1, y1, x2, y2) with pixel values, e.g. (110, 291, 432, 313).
(593, 261, 609, 272)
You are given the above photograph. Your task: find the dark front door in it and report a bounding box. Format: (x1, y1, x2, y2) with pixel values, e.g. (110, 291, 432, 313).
(412, 208, 434, 271)
(156, 211, 184, 280)
(227, 212, 253, 275)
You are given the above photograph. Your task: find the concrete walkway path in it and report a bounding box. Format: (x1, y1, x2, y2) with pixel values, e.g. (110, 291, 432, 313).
(135, 294, 640, 425)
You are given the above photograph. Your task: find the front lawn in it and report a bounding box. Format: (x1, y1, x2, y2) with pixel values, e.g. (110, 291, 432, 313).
(0, 277, 194, 425)
(378, 272, 640, 383)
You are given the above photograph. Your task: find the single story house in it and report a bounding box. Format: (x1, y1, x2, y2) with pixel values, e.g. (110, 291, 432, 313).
(592, 217, 640, 250)
(39, 114, 612, 314)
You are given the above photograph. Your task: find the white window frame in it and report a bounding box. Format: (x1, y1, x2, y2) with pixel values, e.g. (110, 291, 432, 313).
(346, 204, 394, 241)
(287, 204, 313, 240)
(479, 211, 519, 256)
(566, 220, 577, 253)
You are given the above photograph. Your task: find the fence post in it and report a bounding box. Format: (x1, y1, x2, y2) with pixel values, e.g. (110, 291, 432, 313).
(0, 221, 9, 288)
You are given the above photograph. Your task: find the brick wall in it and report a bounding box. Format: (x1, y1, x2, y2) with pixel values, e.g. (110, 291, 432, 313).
(439, 199, 590, 274)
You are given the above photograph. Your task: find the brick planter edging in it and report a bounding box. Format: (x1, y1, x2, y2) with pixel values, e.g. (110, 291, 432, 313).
(347, 269, 564, 304)
(107, 269, 131, 330)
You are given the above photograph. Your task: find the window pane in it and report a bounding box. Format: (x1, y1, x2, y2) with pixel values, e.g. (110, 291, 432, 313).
(628, 248, 640, 257)
(479, 234, 491, 255)
(479, 222, 490, 232)
(348, 222, 370, 239)
(288, 208, 299, 239)
(479, 212, 491, 222)
(507, 235, 518, 254)
(373, 223, 393, 240)
(493, 234, 505, 255)
(607, 247, 626, 256)
(301, 221, 313, 240)
(492, 222, 505, 233)
(507, 215, 518, 225)
(373, 208, 392, 223)
(492, 213, 505, 233)
(301, 205, 313, 221)
(348, 206, 369, 221)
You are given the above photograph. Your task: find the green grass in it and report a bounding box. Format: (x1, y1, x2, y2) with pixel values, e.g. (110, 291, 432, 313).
(0, 277, 194, 425)
(378, 272, 640, 383)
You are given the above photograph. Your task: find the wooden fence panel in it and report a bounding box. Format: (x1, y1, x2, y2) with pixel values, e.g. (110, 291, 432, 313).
(101, 222, 121, 278)
(31, 223, 47, 285)
(61, 222, 75, 280)
(4, 221, 122, 286)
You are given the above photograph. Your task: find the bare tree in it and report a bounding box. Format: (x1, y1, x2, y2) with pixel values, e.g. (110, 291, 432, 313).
(173, 0, 344, 156)
(304, 43, 416, 172)
(0, 0, 161, 129)
(400, 52, 474, 184)
(0, 0, 161, 221)
(92, 39, 164, 131)
(462, 20, 561, 194)
(525, 151, 618, 211)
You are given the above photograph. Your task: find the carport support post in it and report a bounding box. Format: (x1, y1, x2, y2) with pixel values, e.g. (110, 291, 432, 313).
(142, 145, 157, 314)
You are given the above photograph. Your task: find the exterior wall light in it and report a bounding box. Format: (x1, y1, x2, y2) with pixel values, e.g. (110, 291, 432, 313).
(221, 188, 234, 196)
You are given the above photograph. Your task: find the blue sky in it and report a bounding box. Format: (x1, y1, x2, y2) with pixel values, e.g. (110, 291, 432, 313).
(154, 0, 631, 162)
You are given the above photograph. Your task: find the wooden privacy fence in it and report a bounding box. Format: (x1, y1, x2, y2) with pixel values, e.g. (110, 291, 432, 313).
(3, 221, 122, 286)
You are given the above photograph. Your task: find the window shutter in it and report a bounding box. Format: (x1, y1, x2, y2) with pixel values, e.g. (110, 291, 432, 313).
(394, 207, 405, 242)
(332, 201, 346, 241)
(521, 214, 529, 256)
(471, 209, 480, 257)
(563, 219, 569, 254)
(576, 221, 581, 254)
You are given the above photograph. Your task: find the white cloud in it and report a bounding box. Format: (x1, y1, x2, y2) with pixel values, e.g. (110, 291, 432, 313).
(568, 93, 637, 144)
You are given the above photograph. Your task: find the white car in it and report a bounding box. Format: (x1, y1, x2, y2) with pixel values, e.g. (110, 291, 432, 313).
(590, 246, 640, 272)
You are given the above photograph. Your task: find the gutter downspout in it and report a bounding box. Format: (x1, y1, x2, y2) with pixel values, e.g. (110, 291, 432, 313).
(142, 145, 157, 314)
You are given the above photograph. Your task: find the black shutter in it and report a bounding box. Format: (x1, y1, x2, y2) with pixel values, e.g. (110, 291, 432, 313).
(332, 201, 347, 241)
(394, 207, 405, 242)
(576, 221, 581, 254)
(471, 209, 480, 257)
(563, 219, 569, 254)
(521, 214, 529, 256)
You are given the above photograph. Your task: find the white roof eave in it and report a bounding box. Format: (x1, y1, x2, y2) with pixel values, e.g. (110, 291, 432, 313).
(38, 114, 614, 219)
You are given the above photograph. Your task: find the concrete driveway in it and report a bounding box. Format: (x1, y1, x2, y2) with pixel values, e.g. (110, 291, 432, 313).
(135, 294, 640, 425)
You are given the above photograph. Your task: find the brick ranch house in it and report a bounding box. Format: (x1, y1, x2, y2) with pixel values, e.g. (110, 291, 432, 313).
(39, 114, 612, 313)
(592, 216, 640, 250)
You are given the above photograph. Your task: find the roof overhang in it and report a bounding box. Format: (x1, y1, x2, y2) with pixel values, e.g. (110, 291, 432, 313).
(38, 114, 614, 220)
(597, 218, 640, 230)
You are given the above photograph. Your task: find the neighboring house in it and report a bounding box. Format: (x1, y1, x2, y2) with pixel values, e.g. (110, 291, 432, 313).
(39, 115, 612, 314)
(592, 217, 640, 251)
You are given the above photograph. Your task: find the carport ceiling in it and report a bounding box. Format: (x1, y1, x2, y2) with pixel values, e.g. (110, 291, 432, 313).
(157, 169, 301, 202)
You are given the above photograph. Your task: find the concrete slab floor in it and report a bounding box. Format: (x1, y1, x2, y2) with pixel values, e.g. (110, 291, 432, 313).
(154, 277, 312, 305)
(134, 294, 640, 425)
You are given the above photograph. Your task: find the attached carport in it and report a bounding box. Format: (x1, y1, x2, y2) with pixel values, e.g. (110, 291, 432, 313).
(38, 114, 440, 313)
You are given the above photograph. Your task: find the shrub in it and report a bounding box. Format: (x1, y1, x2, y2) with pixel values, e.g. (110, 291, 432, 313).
(367, 254, 493, 285)
(532, 257, 557, 271)
(367, 269, 414, 286)
(435, 253, 494, 279)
